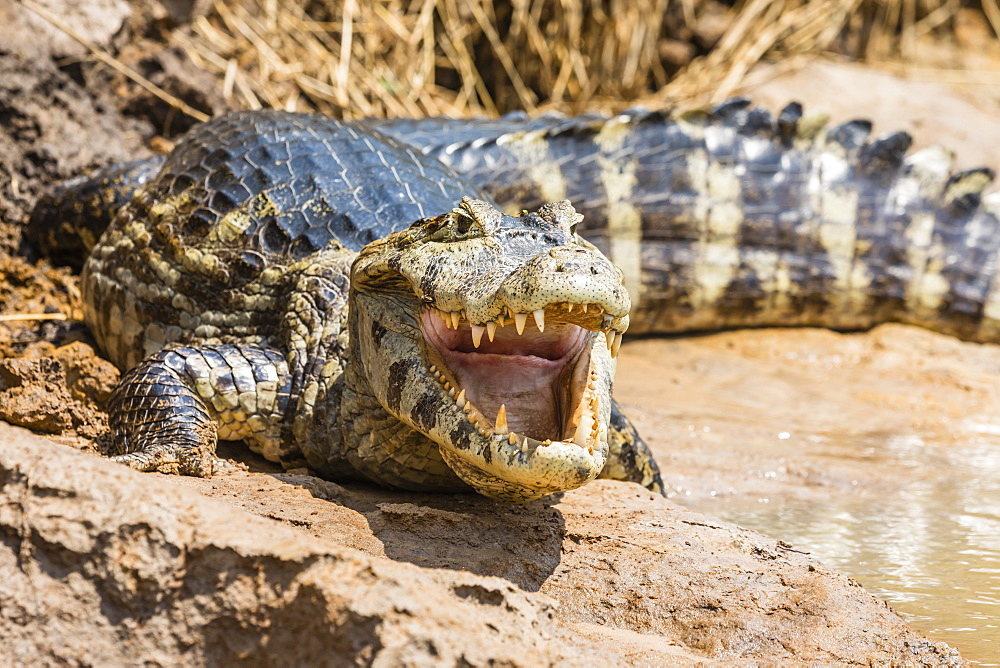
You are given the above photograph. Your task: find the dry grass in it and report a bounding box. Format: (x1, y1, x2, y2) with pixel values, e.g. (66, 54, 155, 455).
(179, 0, 1000, 118)
(177, 0, 682, 117)
(19, 0, 999, 120)
(168, 0, 1000, 118)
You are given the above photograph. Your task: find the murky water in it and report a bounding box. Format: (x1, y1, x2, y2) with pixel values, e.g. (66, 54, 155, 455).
(615, 326, 1000, 665)
(706, 429, 1000, 665)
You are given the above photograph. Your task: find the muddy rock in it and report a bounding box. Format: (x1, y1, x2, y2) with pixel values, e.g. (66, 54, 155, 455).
(0, 423, 602, 666)
(0, 54, 151, 253)
(50, 340, 120, 406)
(0, 424, 964, 664)
(0, 342, 115, 438)
(0, 357, 76, 433)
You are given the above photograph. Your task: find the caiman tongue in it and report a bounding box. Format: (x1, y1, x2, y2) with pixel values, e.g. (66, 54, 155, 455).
(421, 309, 588, 442)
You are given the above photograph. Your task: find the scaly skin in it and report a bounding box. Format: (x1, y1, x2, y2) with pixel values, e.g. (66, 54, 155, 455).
(70, 110, 656, 502)
(376, 99, 1000, 340)
(344, 199, 629, 499)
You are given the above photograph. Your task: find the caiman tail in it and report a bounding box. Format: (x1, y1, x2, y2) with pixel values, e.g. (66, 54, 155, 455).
(374, 99, 1000, 341)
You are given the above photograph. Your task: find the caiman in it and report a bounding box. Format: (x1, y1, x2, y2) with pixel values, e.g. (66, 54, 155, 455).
(28, 99, 1000, 502)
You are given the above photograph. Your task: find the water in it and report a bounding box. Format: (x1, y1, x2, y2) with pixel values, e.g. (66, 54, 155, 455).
(615, 326, 1000, 665)
(708, 429, 1000, 665)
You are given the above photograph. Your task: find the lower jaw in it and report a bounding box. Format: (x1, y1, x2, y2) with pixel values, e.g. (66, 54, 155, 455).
(438, 444, 602, 503)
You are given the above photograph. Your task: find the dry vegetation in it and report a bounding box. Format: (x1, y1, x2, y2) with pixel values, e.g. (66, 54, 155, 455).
(169, 0, 1000, 119)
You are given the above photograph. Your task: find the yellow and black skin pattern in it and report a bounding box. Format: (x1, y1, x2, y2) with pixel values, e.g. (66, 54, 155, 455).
(376, 99, 1000, 340)
(31, 99, 1000, 502)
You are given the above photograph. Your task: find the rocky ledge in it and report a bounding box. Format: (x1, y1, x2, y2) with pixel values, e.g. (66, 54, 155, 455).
(0, 423, 962, 665)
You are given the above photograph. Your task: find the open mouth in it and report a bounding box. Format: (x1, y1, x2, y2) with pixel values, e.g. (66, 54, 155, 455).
(420, 305, 617, 455)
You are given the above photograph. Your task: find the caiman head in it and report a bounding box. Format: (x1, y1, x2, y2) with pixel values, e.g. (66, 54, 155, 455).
(348, 197, 630, 502)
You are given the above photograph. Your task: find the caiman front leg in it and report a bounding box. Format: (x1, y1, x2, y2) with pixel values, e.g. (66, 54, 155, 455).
(105, 254, 351, 477)
(599, 399, 665, 495)
(106, 345, 293, 475)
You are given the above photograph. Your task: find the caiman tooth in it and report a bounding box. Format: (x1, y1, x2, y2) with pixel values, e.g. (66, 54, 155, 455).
(514, 312, 527, 335)
(429, 365, 437, 374)
(450, 311, 461, 329)
(470, 324, 485, 348)
(495, 404, 508, 435)
(469, 406, 489, 431)
(573, 414, 593, 447)
(507, 432, 518, 446)
(448, 386, 456, 398)
(533, 308, 545, 333)
(455, 388, 466, 408)
(485, 321, 497, 342)
(566, 303, 574, 313)
(582, 303, 588, 313)
(611, 332, 622, 358)
(605, 330, 614, 352)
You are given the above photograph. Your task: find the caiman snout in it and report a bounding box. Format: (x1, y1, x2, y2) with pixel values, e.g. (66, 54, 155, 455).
(497, 244, 631, 327)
